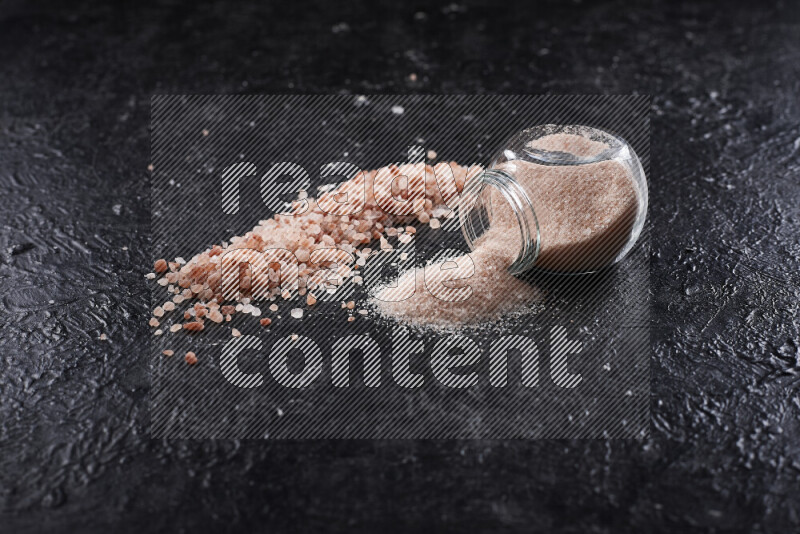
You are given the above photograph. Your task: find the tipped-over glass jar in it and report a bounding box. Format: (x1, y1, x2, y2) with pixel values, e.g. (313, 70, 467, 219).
(459, 124, 648, 274)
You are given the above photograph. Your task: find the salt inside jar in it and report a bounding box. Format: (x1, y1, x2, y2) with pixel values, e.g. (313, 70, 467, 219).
(459, 124, 648, 273)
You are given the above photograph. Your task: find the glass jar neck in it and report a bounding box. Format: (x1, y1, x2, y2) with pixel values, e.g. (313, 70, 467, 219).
(460, 168, 540, 275)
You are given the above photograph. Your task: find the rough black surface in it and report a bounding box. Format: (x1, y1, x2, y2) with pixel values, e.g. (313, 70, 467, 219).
(0, 0, 798, 532)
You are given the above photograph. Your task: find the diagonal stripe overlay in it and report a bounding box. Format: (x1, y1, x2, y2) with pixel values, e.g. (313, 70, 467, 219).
(150, 95, 650, 439)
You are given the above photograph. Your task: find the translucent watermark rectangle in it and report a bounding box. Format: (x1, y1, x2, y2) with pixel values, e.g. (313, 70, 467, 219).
(150, 95, 650, 439)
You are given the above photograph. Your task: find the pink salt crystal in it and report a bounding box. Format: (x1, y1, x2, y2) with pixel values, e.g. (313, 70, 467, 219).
(184, 321, 204, 332)
(149, 159, 478, 328)
(232, 328, 241, 337)
(153, 306, 164, 317)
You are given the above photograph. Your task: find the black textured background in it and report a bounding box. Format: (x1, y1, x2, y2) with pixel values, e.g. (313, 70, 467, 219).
(1, 0, 799, 532)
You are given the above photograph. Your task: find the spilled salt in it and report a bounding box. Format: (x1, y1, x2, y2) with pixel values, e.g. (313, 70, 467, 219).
(371, 132, 639, 329)
(370, 209, 540, 329)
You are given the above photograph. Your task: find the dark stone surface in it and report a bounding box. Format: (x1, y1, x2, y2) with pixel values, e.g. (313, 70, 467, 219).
(0, 0, 798, 532)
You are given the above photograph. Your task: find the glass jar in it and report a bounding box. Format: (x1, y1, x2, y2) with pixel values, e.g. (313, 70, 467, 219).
(458, 124, 648, 274)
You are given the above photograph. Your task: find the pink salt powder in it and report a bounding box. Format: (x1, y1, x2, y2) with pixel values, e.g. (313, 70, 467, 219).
(371, 132, 638, 329)
(525, 131, 609, 158)
(508, 133, 638, 272)
(370, 215, 541, 329)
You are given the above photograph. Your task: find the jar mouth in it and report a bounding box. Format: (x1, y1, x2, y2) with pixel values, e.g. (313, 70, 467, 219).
(459, 169, 540, 275)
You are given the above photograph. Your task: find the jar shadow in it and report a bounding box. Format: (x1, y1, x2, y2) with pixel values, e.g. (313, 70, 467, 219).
(515, 264, 631, 319)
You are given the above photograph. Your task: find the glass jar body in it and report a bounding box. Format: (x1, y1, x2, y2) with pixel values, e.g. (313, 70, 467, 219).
(459, 125, 648, 274)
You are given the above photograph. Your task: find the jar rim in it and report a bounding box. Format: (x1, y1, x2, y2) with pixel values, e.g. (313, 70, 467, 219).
(459, 169, 540, 275)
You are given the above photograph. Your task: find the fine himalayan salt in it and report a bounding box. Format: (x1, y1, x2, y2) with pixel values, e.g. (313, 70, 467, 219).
(370, 207, 540, 328)
(504, 133, 637, 272)
(371, 133, 638, 328)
